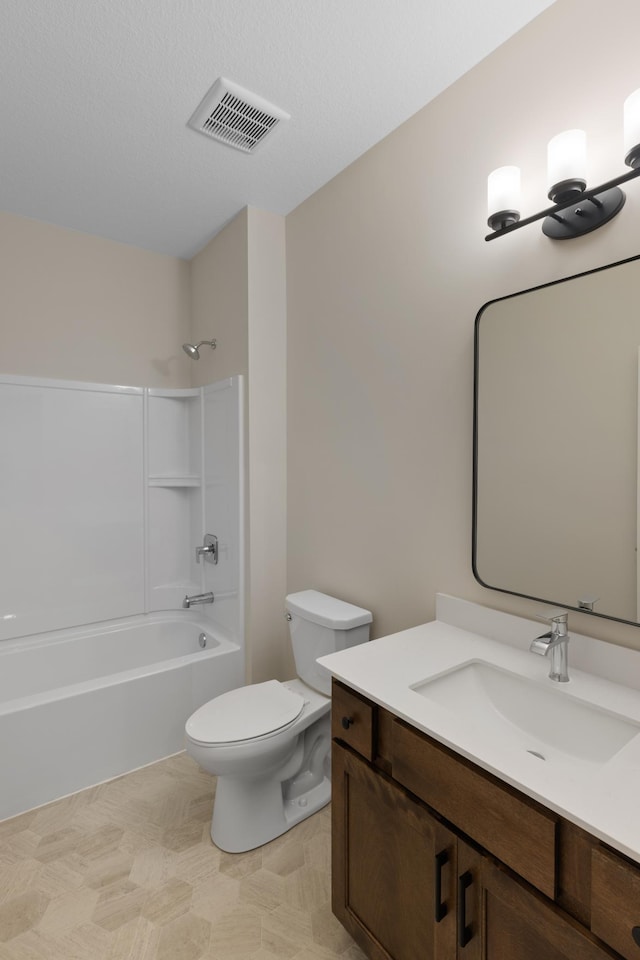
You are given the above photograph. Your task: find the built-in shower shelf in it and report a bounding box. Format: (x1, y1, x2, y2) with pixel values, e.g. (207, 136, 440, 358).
(148, 475, 201, 487)
(147, 387, 201, 399)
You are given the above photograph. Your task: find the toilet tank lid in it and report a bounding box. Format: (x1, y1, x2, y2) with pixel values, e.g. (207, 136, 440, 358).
(285, 590, 372, 629)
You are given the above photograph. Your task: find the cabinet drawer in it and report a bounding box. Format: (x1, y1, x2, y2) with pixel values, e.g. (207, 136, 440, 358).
(592, 847, 640, 960)
(392, 719, 558, 898)
(331, 681, 374, 761)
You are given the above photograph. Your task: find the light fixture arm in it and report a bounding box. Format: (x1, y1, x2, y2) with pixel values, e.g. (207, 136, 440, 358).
(486, 164, 640, 241)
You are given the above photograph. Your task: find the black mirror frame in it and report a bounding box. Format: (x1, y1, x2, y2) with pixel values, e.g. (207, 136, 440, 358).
(473, 251, 640, 628)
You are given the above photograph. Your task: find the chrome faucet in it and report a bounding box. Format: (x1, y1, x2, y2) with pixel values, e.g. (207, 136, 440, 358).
(183, 591, 214, 609)
(195, 534, 218, 565)
(530, 612, 570, 682)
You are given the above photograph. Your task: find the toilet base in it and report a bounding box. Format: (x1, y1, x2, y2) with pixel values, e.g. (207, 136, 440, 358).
(211, 773, 331, 853)
(210, 709, 331, 853)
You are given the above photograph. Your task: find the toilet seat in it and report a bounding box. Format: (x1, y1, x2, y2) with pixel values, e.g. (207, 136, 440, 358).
(185, 679, 305, 746)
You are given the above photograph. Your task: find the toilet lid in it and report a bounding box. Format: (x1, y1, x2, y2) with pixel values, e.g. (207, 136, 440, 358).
(186, 680, 305, 745)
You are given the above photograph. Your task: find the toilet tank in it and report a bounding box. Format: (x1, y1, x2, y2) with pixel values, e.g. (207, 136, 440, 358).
(285, 590, 372, 696)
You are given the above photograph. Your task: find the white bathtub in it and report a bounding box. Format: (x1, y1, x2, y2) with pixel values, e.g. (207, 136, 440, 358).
(0, 613, 243, 821)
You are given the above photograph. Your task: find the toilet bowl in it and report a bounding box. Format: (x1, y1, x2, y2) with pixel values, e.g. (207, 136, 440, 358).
(186, 678, 331, 852)
(184, 590, 372, 853)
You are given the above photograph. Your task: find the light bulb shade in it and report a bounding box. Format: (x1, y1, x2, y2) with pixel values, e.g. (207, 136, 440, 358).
(624, 88, 640, 168)
(547, 129, 587, 202)
(487, 166, 521, 230)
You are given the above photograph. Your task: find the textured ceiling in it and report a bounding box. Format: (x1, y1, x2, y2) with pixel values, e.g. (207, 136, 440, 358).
(0, 0, 556, 259)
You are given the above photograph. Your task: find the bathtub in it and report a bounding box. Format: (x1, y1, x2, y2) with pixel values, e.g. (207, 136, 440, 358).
(0, 613, 243, 821)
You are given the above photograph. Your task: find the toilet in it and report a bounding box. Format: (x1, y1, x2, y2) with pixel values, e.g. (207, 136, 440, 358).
(185, 590, 372, 853)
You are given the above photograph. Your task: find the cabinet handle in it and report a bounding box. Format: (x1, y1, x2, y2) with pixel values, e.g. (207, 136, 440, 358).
(457, 870, 473, 948)
(341, 716, 353, 730)
(632, 926, 640, 947)
(434, 849, 449, 922)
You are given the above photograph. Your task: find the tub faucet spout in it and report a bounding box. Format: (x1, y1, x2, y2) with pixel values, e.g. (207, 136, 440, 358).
(183, 591, 214, 609)
(530, 611, 569, 682)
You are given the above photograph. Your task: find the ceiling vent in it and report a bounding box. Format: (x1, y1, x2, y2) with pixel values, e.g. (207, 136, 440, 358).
(188, 77, 290, 154)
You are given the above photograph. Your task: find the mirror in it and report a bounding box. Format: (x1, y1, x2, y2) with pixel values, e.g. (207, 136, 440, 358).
(474, 253, 640, 626)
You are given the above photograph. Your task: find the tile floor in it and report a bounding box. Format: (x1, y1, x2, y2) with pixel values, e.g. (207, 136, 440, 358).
(0, 754, 366, 960)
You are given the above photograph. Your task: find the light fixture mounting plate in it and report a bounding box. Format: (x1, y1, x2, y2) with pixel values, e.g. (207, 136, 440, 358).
(541, 187, 626, 239)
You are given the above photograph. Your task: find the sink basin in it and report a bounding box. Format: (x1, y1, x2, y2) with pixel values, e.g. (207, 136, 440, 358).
(411, 660, 640, 764)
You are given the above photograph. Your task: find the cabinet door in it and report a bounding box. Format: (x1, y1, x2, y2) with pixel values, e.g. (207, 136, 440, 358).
(479, 855, 615, 960)
(592, 846, 640, 960)
(332, 742, 457, 960)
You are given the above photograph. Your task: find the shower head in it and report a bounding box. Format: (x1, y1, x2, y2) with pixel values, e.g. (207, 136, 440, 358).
(182, 339, 217, 360)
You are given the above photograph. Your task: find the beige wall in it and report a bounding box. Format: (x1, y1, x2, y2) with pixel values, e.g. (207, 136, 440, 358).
(0, 211, 191, 387)
(246, 208, 290, 681)
(190, 209, 249, 387)
(286, 0, 640, 652)
(191, 208, 289, 682)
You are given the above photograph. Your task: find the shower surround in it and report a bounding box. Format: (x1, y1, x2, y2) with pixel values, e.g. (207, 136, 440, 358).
(0, 373, 244, 818)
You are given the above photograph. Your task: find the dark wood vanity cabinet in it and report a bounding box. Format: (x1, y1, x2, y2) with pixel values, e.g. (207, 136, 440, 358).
(478, 858, 614, 960)
(331, 679, 633, 960)
(332, 741, 457, 960)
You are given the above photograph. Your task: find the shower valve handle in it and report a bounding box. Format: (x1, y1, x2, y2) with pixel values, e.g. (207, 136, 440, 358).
(196, 534, 218, 565)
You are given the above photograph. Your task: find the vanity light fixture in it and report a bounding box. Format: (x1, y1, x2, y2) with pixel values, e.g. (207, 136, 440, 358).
(486, 89, 640, 241)
(487, 166, 521, 231)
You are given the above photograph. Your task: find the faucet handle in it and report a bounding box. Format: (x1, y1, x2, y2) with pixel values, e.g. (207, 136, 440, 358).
(533, 607, 569, 641)
(549, 612, 568, 626)
(534, 607, 569, 625)
(195, 534, 218, 565)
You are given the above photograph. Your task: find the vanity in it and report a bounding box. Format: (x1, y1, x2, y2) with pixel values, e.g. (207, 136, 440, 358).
(319, 595, 640, 960)
(319, 254, 640, 958)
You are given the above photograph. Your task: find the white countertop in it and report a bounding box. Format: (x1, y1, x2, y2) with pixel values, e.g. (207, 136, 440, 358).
(318, 594, 640, 862)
